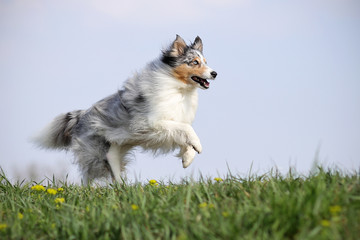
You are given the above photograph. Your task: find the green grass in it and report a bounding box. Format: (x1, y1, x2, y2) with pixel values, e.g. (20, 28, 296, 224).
(0, 167, 359, 240)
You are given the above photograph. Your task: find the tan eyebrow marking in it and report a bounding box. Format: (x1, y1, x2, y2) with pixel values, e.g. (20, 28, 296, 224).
(193, 57, 201, 64)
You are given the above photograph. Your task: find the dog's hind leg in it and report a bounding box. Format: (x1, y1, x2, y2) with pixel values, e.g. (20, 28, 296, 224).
(81, 173, 90, 186)
(106, 144, 131, 183)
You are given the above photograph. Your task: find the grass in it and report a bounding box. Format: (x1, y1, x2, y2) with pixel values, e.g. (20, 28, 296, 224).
(0, 167, 359, 239)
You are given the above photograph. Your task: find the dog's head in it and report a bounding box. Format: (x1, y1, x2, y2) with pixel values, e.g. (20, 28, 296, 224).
(162, 35, 217, 90)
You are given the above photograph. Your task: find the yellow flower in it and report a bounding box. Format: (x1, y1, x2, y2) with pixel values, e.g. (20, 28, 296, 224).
(321, 220, 331, 227)
(18, 213, 24, 220)
(198, 202, 208, 208)
(0, 223, 7, 231)
(31, 185, 45, 191)
(54, 198, 65, 204)
(131, 204, 139, 211)
(85, 206, 90, 212)
(222, 211, 229, 217)
(214, 177, 223, 182)
(149, 179, 159, 186)
(329, 205, 341, 215)
(57, 187, 64, 192)
(47, 188, 57, 195)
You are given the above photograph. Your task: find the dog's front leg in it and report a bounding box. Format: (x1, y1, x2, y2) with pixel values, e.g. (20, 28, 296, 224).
(178, 145, 197, 168)
(155, 120, 202, 154)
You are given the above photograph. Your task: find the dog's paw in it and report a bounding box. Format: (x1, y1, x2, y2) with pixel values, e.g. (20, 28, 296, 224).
(182, 146, 196, 168)
(190, 139, 202, 154)
(185, 127, 202, 154)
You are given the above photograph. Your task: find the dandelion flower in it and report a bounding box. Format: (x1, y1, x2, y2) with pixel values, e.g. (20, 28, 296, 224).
(149, 179, 159, 186)
(321, 220, 331, 227)
(31, 185, 45, 191)
(57, 187, 64, 192)
(18, 213, 23, 220)
(54, 198, 65, 204)
(329, 205, 341, 215)
(198, 202, 208, 208)
(47, 188, 57, 195)
(0, 223, 7, 231)
(222, 211, 229, 217)
(214, 177, 223, 183)
(131, 204, 139, 211)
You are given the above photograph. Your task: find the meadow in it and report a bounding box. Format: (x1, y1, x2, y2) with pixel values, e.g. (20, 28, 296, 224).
(0, 167, 359, 240)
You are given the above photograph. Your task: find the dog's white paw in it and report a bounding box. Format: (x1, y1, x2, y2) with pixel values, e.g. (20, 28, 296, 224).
(190, 138, 202, 154)
(182, 146, 196, 168)
(184, 126, 202, 154)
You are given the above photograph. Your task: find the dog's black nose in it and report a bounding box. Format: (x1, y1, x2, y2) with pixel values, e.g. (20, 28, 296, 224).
(211, 71, 217, 78)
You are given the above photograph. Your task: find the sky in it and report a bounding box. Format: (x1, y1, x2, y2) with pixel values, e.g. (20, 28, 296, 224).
(0, 0, 359, 183)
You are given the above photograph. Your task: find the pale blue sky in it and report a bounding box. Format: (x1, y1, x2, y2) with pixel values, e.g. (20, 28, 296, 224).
(1, 0, 359, 183)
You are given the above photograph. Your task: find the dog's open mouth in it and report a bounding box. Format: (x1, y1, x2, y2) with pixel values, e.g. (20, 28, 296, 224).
(191, 76, 210, 89)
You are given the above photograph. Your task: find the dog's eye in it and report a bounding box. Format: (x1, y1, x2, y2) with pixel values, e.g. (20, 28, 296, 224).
(193, 60, 199, 65)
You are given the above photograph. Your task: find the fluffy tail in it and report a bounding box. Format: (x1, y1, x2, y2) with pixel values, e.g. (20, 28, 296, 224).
(34, 110, 83, 150)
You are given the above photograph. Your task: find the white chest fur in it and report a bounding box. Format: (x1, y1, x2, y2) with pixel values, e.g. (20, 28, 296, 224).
(172, 90, 198, 123)
(149, 87, 198, 125)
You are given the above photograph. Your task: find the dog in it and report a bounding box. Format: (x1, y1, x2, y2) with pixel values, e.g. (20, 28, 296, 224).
(34, 35, 217, 184)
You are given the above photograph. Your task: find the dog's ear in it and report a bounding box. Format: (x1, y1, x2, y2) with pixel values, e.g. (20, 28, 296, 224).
(191, 36, 203, 53)
(169, 35, 187, 57)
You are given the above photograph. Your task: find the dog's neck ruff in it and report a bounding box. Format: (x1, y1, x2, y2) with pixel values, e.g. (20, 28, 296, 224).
(127, 59, 199, 125)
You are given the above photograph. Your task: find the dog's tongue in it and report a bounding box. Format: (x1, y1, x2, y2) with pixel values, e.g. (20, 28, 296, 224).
(204, 80, 210, 88)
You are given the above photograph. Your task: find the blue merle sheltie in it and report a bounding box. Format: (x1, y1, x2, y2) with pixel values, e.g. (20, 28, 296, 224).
(34, 35, 217, 184)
